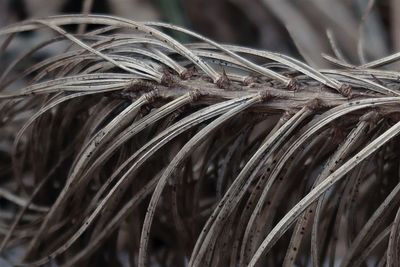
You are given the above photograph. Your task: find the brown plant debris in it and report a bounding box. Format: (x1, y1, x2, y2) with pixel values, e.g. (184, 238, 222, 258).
(1, 14, 400, 267)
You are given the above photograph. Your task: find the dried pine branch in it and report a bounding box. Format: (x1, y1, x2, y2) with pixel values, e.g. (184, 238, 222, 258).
(1, 14, 400, 267)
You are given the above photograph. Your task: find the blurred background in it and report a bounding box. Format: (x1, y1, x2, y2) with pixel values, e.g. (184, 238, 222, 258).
(0, 0, 399, 68)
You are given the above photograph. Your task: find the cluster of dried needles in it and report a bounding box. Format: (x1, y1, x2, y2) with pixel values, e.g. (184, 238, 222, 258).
(1, 15, 400, 267)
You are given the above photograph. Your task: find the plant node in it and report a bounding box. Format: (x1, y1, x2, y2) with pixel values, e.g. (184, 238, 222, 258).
(339, 84, 352, 98)
(287, 78, 300, 91)
(216, 69, 230, 89)
(180, 66, 196, 80)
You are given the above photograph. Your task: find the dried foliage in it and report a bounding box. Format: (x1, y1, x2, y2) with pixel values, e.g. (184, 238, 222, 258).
(1, 13, 400, 267)
(1, 0, 396, 63)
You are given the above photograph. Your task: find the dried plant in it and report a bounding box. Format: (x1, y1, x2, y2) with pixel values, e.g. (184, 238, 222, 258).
(1, 14, 400, 267)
